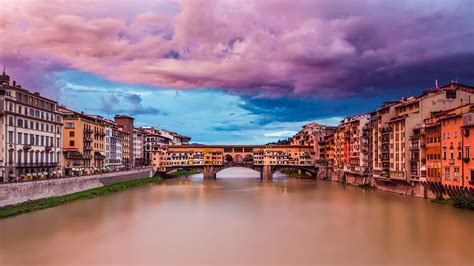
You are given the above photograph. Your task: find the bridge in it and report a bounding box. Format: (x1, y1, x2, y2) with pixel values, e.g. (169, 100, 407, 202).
(151, 145, 317, 180)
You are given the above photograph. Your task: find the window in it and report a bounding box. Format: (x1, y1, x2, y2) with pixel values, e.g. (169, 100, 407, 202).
(8, 116, 14, 126)
(8, 131, 13, 143)
(69, 131, 75, 137)
(466, 147, 470, 158)
(30, 134, 35, 145)
(41, 136, 44, 146)
(445, 167, 450, 181)
(65, 123, 74, 128)
(17, 132, 22, 144)
(454, 167, 460, 181)
(471, 170, 474, 182)
(24, 133, 28, 145)
(70, 140, 75, 146)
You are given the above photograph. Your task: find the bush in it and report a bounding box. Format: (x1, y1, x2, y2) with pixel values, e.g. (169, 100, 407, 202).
(453, 195, 474, 210)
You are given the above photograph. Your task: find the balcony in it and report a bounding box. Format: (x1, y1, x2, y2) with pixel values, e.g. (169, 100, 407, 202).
(45, 145, 53, 151)
(83, 154, 93, 159)
(84, 146, 93, 151)
(83, 128, 93, 134)
(64, 151, 83, 159)
(84, 137, 93, 142)
(94, 131, 106, 136)
(23, 144, 32, 150)
(16, 162, 58, 167)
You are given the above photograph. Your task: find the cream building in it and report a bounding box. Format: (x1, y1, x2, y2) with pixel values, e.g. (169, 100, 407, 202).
(0, 71, 62, 182)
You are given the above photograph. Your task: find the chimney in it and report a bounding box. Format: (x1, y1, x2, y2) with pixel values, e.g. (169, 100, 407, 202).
(12, 80, 16, 87)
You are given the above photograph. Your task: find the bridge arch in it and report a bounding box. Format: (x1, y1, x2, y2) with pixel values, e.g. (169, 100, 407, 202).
(214, 166, 261, 178)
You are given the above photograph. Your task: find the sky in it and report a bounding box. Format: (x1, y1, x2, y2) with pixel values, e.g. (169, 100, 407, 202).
(1, 0, 473, 144)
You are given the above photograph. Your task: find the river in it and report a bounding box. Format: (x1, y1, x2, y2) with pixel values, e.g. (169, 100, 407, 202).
(0, 168, 473, 265)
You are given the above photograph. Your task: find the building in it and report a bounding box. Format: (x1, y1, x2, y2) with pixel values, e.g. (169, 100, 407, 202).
(0, 71, 63, 182)
(290, 122, 333, 160)
(424, 116, 442, 182)
(122, 130, 130, 167)
(133, 128, 145, 166)
(344, 115, 370, 177)
(370, 82, 473, 182)
(114, 115, 134, 168)
(439, 104, 474, 190)
(103, 119, 124, 170)
(142, 126, 191, 165)
(59, 108, 106, 176)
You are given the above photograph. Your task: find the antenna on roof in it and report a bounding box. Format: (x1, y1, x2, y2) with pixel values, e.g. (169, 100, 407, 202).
(435, 79, 439, 89)
(2, 65, 5, 76)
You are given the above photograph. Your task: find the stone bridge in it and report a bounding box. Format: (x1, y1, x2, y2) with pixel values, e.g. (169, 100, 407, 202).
(151, 145, 317, 180)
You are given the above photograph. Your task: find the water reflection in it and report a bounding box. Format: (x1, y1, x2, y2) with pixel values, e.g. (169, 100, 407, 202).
(0, 168, 473, 265)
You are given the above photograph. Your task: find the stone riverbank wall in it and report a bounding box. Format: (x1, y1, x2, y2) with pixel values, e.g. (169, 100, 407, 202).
(317, 168, 439, 199)
(0, 168, 153, 208)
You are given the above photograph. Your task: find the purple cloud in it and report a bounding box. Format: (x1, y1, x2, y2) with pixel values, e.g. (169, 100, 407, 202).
(0, 0, 472, 98)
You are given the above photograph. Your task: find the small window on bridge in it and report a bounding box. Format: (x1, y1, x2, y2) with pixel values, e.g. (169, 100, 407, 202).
(224, 147, 232, 153)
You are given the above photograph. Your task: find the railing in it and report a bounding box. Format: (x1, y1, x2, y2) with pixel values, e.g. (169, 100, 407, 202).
(23, 144, 32, 150)
(84, 137, 93, 142)
(83, 128, 93, 134)
(16, 162, 59, 167)
(84, 146, 93, 151)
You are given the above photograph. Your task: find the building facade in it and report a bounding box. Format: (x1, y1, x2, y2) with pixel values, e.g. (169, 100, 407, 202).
(0, 71, 63, 182)
(60, 108, 106, 176)
(114, 115, 134, 167)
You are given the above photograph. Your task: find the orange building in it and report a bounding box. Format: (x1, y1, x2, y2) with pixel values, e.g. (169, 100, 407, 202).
(60, 107, 106, 176)
(440, 104, 474, 190)
(425, 116, 441, 182)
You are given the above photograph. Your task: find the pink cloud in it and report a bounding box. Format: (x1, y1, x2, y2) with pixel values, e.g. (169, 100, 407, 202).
(0, 0, 473, 98)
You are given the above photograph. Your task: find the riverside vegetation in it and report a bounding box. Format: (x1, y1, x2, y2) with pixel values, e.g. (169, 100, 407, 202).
(0, 176, 162, 219)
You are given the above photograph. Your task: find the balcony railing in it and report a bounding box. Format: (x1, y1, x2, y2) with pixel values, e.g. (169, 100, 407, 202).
(84, 146, 93, 151)
(23, 144, 32, 150)
(15, 162, 58, 167)
(84, 137, 93, 142)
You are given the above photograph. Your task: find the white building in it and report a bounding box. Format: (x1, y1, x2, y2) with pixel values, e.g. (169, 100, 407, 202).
(0, 71, 63, 182)
(103, 119, 124, 170)
(133, 128, 144, 166)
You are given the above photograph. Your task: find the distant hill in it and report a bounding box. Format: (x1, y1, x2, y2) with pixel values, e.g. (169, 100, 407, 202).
(266, 138, 291, 145)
